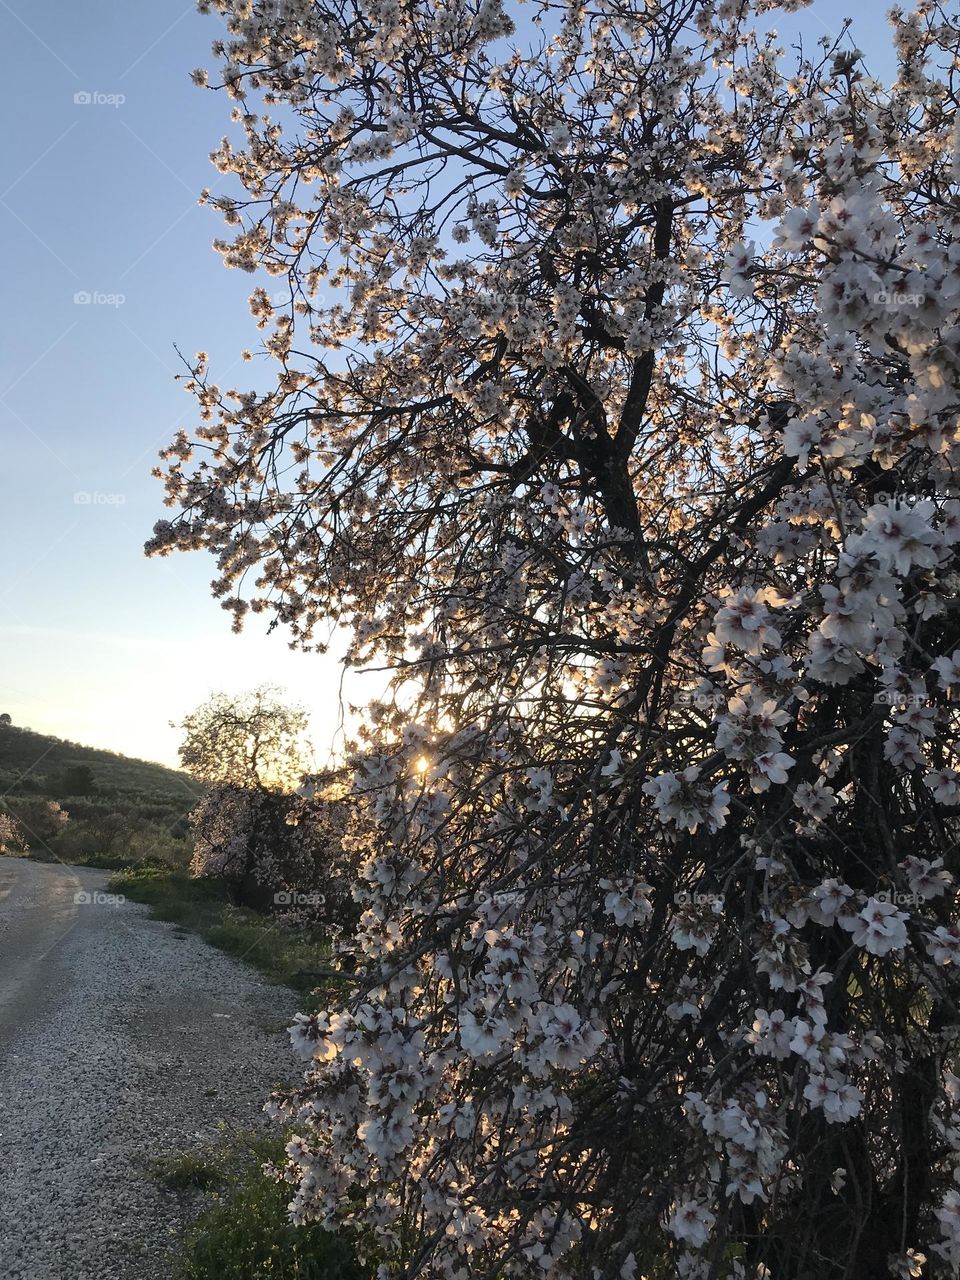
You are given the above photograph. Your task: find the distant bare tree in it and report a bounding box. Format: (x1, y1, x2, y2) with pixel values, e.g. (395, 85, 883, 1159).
(175, 686, 311, 791)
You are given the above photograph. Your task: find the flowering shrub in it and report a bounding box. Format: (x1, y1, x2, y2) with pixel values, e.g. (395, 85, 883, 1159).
(151, 0, 960, 1275)
(0, 809, 26, 853)
(3, 798, 69, 851)
(190, 783, 354, 920)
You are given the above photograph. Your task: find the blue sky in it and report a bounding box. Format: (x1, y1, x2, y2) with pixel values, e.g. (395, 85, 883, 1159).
(0, 0, 362, 767)
(0, 0, 896, 767)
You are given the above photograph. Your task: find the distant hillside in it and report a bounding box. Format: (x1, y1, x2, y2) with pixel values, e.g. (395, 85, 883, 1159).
(0, 719, 202, 867)
(0, 721, 201, 806)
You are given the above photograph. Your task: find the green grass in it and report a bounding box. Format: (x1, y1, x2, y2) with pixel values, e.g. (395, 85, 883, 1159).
(176, 1135, 370, 1280)
(152, 1152, 225, 1193)
(107, 865, 345, 996)
(23, 846, 174, 871)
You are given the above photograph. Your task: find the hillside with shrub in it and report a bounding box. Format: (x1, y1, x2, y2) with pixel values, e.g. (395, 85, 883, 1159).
(0, 717, 202, 867)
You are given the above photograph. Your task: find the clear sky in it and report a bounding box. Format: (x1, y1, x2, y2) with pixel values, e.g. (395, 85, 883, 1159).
(0, 0, 897, 769)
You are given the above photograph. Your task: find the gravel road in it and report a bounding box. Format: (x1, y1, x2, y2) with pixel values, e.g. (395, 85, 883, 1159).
(0, 856, 300, 1280)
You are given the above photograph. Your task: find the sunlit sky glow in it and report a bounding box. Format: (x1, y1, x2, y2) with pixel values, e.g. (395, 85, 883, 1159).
(1, 0, 895, 768)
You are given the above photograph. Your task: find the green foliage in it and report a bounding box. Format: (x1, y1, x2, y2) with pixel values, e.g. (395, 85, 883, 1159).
(108, 866, 340, 995)
(153, 1153, 225, 1193)
(57, 763, 99, 796)
(180, 1137, 369, 1280)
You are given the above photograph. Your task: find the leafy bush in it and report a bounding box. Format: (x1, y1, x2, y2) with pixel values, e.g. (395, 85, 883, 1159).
(57, 763, 98, 796)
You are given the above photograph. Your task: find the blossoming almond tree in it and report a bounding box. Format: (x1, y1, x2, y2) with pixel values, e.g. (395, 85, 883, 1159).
(149, 0, 960, 1275)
